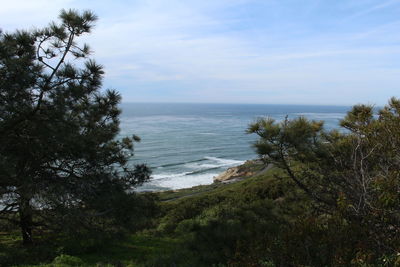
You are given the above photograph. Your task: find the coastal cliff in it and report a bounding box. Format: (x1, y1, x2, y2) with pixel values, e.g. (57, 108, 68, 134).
(213, 159, 271, 183)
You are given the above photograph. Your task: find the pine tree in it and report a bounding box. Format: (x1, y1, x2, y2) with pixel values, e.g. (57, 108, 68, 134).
(0, 9, 151, 245)
(247, 99, 400, 254)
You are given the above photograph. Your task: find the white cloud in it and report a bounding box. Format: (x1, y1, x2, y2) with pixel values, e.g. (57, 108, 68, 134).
(2, 0, 400, 105)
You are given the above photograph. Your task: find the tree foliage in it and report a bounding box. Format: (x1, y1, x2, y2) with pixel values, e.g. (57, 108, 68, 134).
(0, 9, 151, 245)
(248, 98, 400, 256)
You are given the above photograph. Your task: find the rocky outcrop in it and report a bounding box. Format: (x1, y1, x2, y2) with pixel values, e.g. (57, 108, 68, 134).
(213, 160, 265, 183)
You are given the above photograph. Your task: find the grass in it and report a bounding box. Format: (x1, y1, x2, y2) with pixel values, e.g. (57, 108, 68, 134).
(0, 232, 181, 267)
(159, 165, 290, 207)
(157, 182, 224, 201)
(76, 234, 180, 266)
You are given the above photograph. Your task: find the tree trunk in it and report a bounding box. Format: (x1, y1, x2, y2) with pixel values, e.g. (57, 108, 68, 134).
(19, 198, 33, 246)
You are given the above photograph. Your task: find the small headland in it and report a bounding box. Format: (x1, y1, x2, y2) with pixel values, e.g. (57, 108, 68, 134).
(156, 159, 272, 202)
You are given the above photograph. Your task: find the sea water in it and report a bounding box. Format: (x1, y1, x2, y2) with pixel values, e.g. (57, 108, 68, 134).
(119, 103, 349, 191)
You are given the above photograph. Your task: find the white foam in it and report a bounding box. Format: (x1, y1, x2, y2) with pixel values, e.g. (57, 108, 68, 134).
(147, 157, 245, 190)
(151, 172, 219, 190)
(184, 157, 244, 171)
(205, 156, 244, 166)
(152, 172, 191, 180)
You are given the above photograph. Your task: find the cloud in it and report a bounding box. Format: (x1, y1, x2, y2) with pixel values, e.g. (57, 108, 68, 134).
(2, 0, 400, 105)
(0, 0, 75, 29)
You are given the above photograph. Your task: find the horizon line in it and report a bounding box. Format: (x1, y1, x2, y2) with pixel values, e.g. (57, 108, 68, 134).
(120, 101, 364, 108)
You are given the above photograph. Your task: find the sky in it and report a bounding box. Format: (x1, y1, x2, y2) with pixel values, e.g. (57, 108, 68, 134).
(1, 0, 400, 105)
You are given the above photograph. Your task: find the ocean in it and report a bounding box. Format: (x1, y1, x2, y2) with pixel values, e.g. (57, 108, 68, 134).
(119, 103, 350, 191)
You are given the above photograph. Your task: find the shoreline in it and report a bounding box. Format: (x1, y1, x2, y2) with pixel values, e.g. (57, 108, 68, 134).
(154, 159, 268, 195)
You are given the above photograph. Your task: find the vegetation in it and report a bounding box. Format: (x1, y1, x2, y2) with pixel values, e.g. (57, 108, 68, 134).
(1, 153, 400, 266)
(248, 98, 400, 258)
(0, 9, 151, 246)
(1, 8, 400, 267)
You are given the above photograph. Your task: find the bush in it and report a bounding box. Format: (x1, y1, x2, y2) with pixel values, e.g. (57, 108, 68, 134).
(51, 254, 84, 267)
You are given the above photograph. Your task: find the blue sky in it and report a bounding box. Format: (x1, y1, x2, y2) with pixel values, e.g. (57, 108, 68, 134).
(2, 0, 400, 105)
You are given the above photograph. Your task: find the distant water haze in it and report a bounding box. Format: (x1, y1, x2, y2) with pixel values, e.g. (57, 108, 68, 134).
(119, 103, 350, 191)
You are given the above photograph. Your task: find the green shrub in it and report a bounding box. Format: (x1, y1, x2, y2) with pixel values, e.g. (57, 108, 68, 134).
(51, 254, 84, 267)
